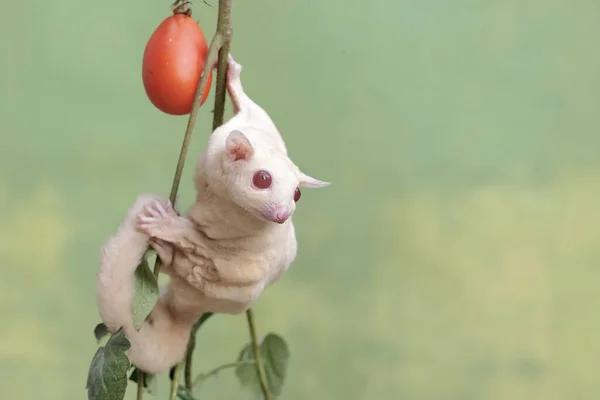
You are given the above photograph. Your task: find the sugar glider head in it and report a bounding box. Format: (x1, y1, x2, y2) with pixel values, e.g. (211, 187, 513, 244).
(220, 130, 330, 224)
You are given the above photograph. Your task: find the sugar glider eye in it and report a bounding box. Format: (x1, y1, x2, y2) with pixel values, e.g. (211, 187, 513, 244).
(294, 187, 301, 202)
(252, 170, 272, 189)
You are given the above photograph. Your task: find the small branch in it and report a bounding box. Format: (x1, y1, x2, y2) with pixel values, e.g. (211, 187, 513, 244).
(184, 332, 196, 390)
(169, 364, 182, 400)
(164, 32, 225, 397)
(167, 32, 225, 205)
(246, 309, 271, 400)
(212, 0, 233, 130)
(152, 31, 224, 279)
(184, 312, 214, 389)
(136, 370, 144, 400)
(192, 360, 256, 388)
(166, 0, 232, 396)
(205, 5, 271, 399)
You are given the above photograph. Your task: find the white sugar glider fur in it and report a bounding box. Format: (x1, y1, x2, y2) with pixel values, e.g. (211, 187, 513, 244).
(95, 54, 330, 374)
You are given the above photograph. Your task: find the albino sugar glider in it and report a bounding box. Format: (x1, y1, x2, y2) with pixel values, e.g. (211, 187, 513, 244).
(95, 54, 330, 374)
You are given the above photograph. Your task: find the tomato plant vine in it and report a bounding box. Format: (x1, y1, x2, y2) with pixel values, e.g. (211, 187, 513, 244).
(86, 1, 290, 399)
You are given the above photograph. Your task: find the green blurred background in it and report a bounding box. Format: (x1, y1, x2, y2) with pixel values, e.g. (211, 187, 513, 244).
(1, 0, 599, 398)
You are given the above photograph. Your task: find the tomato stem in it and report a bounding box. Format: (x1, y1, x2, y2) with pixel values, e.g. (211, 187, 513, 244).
(171, 0, 192, 16)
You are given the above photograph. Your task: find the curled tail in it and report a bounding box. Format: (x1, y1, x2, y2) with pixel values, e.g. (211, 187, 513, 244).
(95, 194, 193, 374)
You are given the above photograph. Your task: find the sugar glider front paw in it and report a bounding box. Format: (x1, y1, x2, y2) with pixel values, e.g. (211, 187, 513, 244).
(136, 199, 178, 239)
(149, 238, 175, 266)
(127, 193, 167, 221)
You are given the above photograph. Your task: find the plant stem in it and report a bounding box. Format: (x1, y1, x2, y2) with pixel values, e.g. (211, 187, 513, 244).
(164, 32, 225, 398)
(212, 0, 233, 130)
(166, 0, 233, 396)
(169, 363, 182, 400)
(184, 332, 196, 390)
(206, 6, 272, 398)
(136, 370, 144, 400)
(152, 29, 224, 280)
(167, 32, 224, 206)
(246, 308, 271, 400)
(184, 312, 214, 389)
(192, 360, 256, 388)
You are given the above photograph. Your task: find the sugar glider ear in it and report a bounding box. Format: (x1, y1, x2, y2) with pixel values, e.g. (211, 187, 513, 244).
(226, 130, 254, 161)
(298, 171, 331, 188)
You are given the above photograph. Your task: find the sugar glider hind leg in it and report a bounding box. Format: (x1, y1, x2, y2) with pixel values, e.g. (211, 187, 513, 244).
(224, 54, 287, 150)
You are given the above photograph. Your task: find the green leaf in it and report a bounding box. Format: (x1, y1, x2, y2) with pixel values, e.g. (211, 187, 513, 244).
(129, 368, 157, 395)
(144, 248, 157, 261)
(235, 333, 290, 399)
(261, 334, 290, 397)
(176, 386, 198, 400)
(86, 329, 131, 400)
(235, 343, 256, 389)
(94, 323, 109, 342)
(132, 257, 159, 331)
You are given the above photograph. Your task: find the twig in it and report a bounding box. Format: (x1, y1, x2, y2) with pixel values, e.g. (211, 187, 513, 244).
(203, 3, 271, 399)
(246, 308, 271, 400)
(167, 32, 225, 206)
(184, 312, 214, 389)
(153, 31, 225, 278)
(192, 360, 256, 388)
(136, 370, 144, 400)
(184, 331, 197, 390)
(166, 0, 232, 396)
(164, 32, 224, 399)
(212, 0, 233, 130)
(169, 363, 182, 400)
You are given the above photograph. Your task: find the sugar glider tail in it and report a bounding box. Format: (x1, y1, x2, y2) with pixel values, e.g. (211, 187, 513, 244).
(95, 194, 192, 374)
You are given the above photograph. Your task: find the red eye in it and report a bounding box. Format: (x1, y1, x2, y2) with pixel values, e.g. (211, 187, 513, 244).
(294, 187, 301, 202)
(252, 170, 272, 189)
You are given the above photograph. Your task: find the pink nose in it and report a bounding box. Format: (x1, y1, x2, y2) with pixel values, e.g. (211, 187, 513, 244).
(273, 209, 290, 224)
(266, 205, 290, 224)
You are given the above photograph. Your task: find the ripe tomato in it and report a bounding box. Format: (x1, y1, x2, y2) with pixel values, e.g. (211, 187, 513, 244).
(142, 10, 213, 115)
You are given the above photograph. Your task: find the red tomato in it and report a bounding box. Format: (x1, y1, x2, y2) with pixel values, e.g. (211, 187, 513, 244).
(142, 11, 213, 115)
